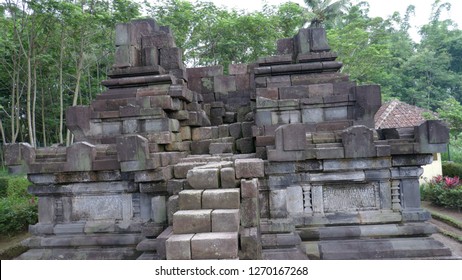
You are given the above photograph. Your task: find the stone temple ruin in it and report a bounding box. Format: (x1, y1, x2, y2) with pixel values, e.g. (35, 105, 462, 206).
(4, 18, 453, 260)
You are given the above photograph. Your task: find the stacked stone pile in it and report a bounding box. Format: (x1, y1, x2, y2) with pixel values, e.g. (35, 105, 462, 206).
(157, 158, 263, 260)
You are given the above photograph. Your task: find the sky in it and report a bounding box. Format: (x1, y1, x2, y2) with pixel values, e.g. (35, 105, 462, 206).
(207, 0, 462, 41)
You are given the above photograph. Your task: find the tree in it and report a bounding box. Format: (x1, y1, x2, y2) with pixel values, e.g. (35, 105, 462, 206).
(274, 2, 307, 38)
(437, 97, 462, 137)
(303, 0, 350, 28)
(396, 0, 462, 108)
(0, 0, 141, 147)
(147, 0, 306, 69)
(327, 3, 401, 98)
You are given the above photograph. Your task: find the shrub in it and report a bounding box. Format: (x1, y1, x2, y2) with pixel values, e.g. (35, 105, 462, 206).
(0, 197, 37, 236)
(0, 175, 37, 236)
(442, 161, 462, 177)
(6, 176, 31, 198)
(421, 175, 462, 211)
(0, 177, 8, 197)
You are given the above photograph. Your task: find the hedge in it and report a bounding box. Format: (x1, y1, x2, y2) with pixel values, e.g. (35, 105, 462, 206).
(442, 161, 462, 177)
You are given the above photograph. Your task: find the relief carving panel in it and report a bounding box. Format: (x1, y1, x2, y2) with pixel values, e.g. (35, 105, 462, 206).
(322, 183, 379, 212)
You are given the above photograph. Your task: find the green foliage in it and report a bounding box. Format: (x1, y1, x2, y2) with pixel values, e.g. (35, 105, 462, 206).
(303, 0, 350, 27)
(0, 175, 37, 236)
(441, 135, 462, 163)
(0, 177, 8, 197)
(326, 1, 462, 109)
(442, 161, 462, 177)
(0, 197, 37, 236)
(327, 5, 397, 96)
(276, 2, 307, 38)
(147, 0, 306, 70)
(1, 0, 461, 148)
(5, 176, 31, 198)
(421, 175, 462, 211)
(0, 0, 141, 146)
(437, 98, 462, 136)
(397, 2, 462, 109)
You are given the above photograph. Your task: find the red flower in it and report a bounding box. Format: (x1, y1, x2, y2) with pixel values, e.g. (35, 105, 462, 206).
(431, 175, 444, 185)
(444, 176, 460, 189)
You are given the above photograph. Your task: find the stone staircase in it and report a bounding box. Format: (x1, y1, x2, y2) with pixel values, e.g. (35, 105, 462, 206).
(166, 162, 240, 259)
(135, 156, 265, 259)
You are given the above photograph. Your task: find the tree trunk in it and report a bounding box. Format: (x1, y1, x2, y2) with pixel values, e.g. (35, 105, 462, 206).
(26, 52, 34, 147)
(59, 31, 65, 144)
(10, 56, 17, 143)
(41, 84, 47, 147)
(0, 118, 6, 145)
(66, 36, 85, 146)
(32, 60, 38, 146)
(10, 51, 21, 144)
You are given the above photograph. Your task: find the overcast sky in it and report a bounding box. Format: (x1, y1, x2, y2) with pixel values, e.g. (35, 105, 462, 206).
(208, 0, 461, 41)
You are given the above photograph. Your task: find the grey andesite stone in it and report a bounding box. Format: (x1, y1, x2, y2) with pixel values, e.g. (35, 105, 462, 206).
(191, 232, 238, 259)
(235, 158, 264, 178)
(186, 168, 220, 189)
(202, 189, 240, 209)
(211, 209, 240, 232)
(179, 190, 203, 210)
(220, 167, 238, 188)
(166, 234, 194, 260)
(173, 210, 212, 234)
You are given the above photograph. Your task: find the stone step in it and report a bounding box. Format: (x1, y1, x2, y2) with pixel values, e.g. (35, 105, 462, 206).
(262, 247, 309, 260)
(260, 218, 296, 234)
(185, 162, 236, 189)
(16, 247, 138, 260)
(136, 238, 159, 252)
(172, 209, 240, 234)
(136, 252, 163, 260)
(24, 233, 142, 248)
(178, 189, 240, 210)
(317, 237, 452, 260)
(173, 209, 212, 234)
(297, 222, 438, 241)
(166, 232, 238, 260)
(261, 232, 302, 249)
(202, 189, 240, 209)
(186, 168, 220, 189)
